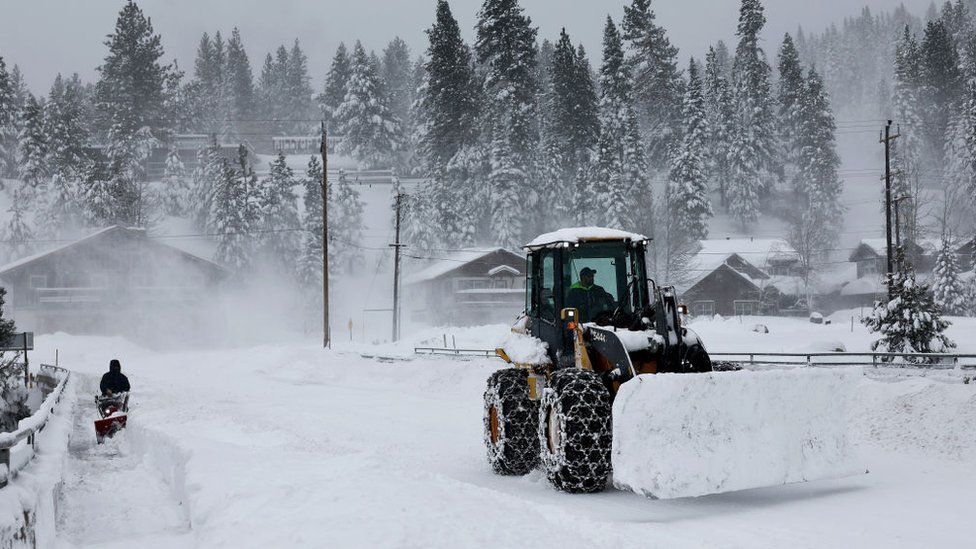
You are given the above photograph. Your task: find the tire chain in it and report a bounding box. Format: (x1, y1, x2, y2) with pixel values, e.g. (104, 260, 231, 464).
(483, 368, 540, 475)
(539, 369, 612, 493)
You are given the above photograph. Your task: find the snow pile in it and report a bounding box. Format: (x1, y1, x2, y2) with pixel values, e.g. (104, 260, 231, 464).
(525, 227, 647, 248)
(498, 330, 549, 364)
(853, 377, 976, 461)
(612, 369, 857, 499)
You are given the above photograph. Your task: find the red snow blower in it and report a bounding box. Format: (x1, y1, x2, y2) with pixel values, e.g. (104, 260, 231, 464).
(95, 392, 129, 443)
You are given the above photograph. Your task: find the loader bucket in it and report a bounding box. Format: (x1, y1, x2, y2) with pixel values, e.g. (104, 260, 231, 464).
(611, 368, 858, 499)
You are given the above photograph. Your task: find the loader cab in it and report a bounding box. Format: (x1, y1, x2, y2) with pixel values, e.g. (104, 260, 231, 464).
(523, 230, 652, 367)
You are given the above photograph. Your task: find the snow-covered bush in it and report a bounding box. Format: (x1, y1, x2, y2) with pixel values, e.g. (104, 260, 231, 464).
(0, 287, 29, 431)
(862, 254, 956, 363)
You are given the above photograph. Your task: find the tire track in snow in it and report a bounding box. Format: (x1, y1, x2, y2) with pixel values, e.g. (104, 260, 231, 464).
(55, 374, 193, 548)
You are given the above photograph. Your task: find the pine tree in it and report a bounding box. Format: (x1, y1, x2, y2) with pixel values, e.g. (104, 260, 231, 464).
(892, 26, 924, 248)
(191, 32, 222, 135)
(189, 138, 221, 231)
(17, 94, 49, 188)
(335, 42, 402, 169)
(285, 39, 315, 135)
(225, 28, 255, 140)
(727, 0, 777, 227)
(475, 0, 539, 247)
(777, 33, 805, 187)
(260, 152, 301, 267)
(862, 250, 956, 360)
(621, 0, 684, 172)
(45, 73, 89, 181)
(211, 147, 258, 272)
(919, 19, 964, 165)
(298, 156, 323, 290)
(668, 58, 712, 241)
(161, 146, 189, 215)
(594, 17, 641, 230)
(319, 43, 351, 132)
(932, 233, 967, 315)
(382, 37, 414, 133)
(330, 170, 365, 273)
(703, 45, 733, 208)
(2, 186, 33, 263)
(0, 56, 16, 177)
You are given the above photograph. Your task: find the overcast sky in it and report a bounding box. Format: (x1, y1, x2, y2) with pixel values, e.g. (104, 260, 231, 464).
(1, 0, 935, 94)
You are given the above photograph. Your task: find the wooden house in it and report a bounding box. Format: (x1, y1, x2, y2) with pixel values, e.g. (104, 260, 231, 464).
(405, 248, 526, 326)
(0, 226, 229, 335)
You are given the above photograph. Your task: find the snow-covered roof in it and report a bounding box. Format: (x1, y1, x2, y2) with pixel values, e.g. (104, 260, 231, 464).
(405, 248, 519, 285)
(0, 226, 119, 274)
(681, 252, 769, 292)
(697, 238, 799, 269)
(525, 227, 648, 249)
(487, 265, 520, 276)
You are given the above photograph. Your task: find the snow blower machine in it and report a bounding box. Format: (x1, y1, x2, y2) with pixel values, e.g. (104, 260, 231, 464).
(485, 228, 855, 497)
(95, 392, 128, 443)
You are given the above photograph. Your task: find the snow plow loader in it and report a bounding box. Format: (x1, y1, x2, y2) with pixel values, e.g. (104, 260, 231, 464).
(485, 228, 855, 497)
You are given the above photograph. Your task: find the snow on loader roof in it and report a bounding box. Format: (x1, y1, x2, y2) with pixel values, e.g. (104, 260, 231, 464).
(524, 227, 648, 249)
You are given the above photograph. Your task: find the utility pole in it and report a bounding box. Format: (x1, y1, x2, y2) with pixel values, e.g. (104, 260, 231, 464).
(390, 188, 405, 342)
(880, 121, 900, 298)
(321, 123, 331, 348)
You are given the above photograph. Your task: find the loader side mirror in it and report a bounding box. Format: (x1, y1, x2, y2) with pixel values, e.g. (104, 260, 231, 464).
(677, 304, 689, 315)
(560, 308, 580, 331)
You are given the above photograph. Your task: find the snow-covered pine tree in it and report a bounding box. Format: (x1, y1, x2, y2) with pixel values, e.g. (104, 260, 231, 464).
(703, 45, 733, 208)
(1, 186, 33, 263)
(919, 19, 963, 166)
(777, 33, 805, 188)
(225, 28, 255, 140)
(297, 156, 323, 291)
(45, 73, 89, 181)
(789, 67, 844, 301)
(727, 0, 777, 228)
(536, 39, 555, 98)
(335, 41, 402, 169)
(543, 29, 599, 225)
(211, 151, 251, 272)
(94, 1, 176, 141)
(161, 146, 189, 215)
(668, 58, 712, 241)
(594, 17, 639, 230)
(382, 37, 415, 137)
(0, 57, 19, 177)
(190, 32, 223, 136)
(621, 0, 684, 173)
(932, 233, 967, 315)
(475, 0, 539, 247)
(17, 94, 49, 188)
(862, 250, 956, 360)
(892, 26, 924, 249)
(260, 152, 301, 267)
(319, 43, 351, 132)
(285, 40, 315, 135)
(189, 138, 221, 231)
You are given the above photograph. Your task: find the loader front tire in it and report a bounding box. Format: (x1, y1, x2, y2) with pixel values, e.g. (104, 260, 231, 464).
(539, 369, 612, 493)
(484, 368, 539, 475)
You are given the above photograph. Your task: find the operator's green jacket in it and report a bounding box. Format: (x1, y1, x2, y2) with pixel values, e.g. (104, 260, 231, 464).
(566, 282, 613, 322)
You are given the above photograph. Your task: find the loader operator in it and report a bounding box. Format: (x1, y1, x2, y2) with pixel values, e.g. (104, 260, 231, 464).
(567, 267, 615, 322)
(100, 359, 130, 396)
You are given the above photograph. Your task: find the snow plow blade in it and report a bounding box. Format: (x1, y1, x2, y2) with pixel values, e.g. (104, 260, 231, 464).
(95, 414, 127, 443)
(611, 369, 858, 499)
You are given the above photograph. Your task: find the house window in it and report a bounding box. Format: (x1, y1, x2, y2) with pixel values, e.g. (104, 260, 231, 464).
(692, 301, 715, 316)
(770, 264, 790, 276)
(29, 274, 47, 288)
(733, 300, 759, 316)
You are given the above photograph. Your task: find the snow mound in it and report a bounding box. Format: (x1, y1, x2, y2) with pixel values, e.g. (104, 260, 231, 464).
(853, 377, 976, 461)
(498, 331, 549, 364)
(612, 369, 858, 499)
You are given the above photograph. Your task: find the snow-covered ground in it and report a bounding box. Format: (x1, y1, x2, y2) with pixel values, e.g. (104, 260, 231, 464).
(43, 315, 976, 548)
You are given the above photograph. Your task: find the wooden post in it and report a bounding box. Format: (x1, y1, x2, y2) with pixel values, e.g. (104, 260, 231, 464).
(390, 191, 404, 342)
(321, 124, 331, 349)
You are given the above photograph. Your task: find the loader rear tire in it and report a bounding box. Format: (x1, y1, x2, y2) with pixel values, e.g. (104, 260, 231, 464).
(539, 369, 612, 493)
(484, 368, 539, 475)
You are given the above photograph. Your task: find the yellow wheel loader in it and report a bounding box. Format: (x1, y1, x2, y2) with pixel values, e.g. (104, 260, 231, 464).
(485, 228, 855, 497)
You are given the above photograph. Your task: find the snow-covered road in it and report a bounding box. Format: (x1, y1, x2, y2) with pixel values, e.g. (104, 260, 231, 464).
(43, 328, 975, 548)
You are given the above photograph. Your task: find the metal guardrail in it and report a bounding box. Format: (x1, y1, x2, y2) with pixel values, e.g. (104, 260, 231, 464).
(414, 347, 496, 357)
(711, 352, 976, 370)
(413, 347, 976, 370)
(0, 364, 70, 488)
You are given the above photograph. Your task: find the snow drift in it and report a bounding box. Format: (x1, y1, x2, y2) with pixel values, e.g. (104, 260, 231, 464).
(611, 369, 858, 499)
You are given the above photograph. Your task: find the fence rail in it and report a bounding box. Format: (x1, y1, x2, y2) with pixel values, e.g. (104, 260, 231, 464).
(0, 364, 70, 488)
(412, 347, 976, 370)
